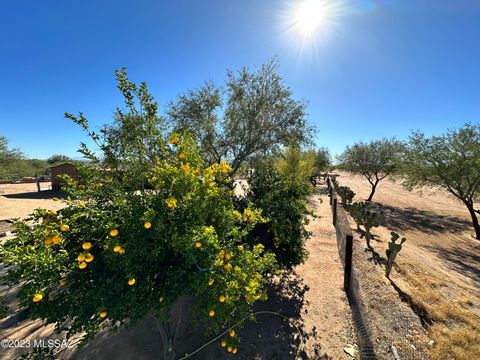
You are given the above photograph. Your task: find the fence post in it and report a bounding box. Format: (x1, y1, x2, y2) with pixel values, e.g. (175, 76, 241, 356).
(344, 234, 353, 293)
(332, 198, 337, 226)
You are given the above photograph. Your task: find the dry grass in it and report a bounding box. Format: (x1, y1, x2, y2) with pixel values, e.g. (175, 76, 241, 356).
(394, 261, 480, 359)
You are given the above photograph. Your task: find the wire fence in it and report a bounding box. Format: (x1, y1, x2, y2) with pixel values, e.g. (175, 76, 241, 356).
(327, 177, 377, 359)
(326, 176, 429, 360)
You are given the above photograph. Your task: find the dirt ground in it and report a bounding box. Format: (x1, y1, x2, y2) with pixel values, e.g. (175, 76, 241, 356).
(0, 182, 65, 220)
(335, 173, 479, 291)
(335, 173, 480, 359)
(0, 184, 356, 359)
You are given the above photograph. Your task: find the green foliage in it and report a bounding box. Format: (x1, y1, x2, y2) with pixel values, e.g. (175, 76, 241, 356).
(337, 186, 355, 207)
(243, 161, 313, 269)
(348, 202, 383, 248)
(47, 154, 71, 164)
(276, 147, 316, 185)
(0, 70, 277, 356)
(338, 138, 403, 201)
(167, 59, 314, 174)
(401, 123, 480, 239)
(385, 232, 406, 278)
(313, 147, 331, 173)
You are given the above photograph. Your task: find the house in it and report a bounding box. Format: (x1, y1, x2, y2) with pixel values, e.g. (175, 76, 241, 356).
(50, 163, 78, 191)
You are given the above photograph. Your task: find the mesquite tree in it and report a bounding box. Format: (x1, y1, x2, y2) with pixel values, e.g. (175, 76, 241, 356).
(167, 59, 314, 175)
(338, 138, 403, 201)
(401, 124, 480, 240)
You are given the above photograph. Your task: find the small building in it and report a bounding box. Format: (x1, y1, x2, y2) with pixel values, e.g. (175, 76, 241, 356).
(50, 163, 78, 191)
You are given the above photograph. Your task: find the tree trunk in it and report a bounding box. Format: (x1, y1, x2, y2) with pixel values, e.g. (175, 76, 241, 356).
(465, 202, 480, 240)
(155, 297, 189, 360)
(366, 180, 379, 202)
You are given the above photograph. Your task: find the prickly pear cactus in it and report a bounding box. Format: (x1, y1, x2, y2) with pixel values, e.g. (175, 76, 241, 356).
(348, 202, 384, 248)
(385, 231, 407, 278)
(337, 186, 356, 207)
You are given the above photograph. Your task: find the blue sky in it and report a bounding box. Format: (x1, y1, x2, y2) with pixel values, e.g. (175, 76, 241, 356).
(1, 0, 479, 159)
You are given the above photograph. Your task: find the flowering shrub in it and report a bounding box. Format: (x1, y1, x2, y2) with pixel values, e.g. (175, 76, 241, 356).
(0, 72, 277, 358)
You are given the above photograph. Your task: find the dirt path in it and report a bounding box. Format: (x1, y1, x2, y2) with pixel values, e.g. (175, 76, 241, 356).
(294, 188, 356, 359)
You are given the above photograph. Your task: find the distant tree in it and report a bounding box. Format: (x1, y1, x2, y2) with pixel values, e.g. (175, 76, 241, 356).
(0, 136, 25, 180)
(338, 138, 403, 201)
(47, 154, 71, 164)
(167, 59, 314, 175)
(401, 124, 480, 240)
(313, 147, 331, 173)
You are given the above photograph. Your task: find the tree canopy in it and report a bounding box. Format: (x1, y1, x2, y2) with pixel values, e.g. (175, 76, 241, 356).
(401, 123, 480, 239)
(47, 154, 72, 164)
(338, 138, 403, 201)
(167, 60, 314, 174)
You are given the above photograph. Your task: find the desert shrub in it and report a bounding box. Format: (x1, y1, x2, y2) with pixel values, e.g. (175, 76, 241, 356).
(241, 161, 313, 268)
(348, 202, 383, 248)
(336, 186, 355, 207)
(0, 72, 277, 359)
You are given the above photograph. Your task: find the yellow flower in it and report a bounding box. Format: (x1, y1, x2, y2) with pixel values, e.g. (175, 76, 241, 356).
(181, 164, 190, 173)
(77, 254, 85, 262)
(84, 253, 94, 263)
(59, 279, 66, 286)
(79, 262, 87, 269)
(60, 224, 69, 232)
(195, 241, 202, 248)
(78, 202, 86, 209)
(159, 296, 165, 302)
(44, 237, 53, 245)
(225, 252, 232, 260)
(203, 226, 214, 236)
(32, 294, 43, 303)
(113, 245, 122, 253)
(232, 347, 237, 354)
(237, 245, 244, 252)
(119, 248, 126, 254)
(209, 309, 215, 317)
(99, 311, 107, 318)
(227, 346, 232, 353)
(219, 295, 225, 303)
(243, 209, 254, 221)
(52, 235, 61, 245)
(82, 242, 92, 250)
(208, 279, 215, 286)
(168, 136, 179, 144)
(229, 329, 235, 337)
(144, 222, 152, 229)
(110, 229, 119, 237)
(165, 198, 177, 209)
(179, 152, 187, 159)
(128, 278, 136, 286)
(224, 264, 232, 272)
(220, 340, 226, 347)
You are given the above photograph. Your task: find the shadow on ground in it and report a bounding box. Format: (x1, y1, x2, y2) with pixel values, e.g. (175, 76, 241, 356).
(370, 203, 471, 234)
(422, 240, 480, 288)
(2, 190, 67, 200)
(3, 272, 330, 360)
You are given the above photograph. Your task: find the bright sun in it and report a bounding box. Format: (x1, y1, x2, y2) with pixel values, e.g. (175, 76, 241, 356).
(295, 0, 327, 36)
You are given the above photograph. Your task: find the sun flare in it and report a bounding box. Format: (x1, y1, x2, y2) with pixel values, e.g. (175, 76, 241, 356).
(295, 0, 327, 36)
(280, 0, 345, 56)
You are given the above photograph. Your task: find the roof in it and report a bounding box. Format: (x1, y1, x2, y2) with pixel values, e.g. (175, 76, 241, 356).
(49, 162, 76, 168)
